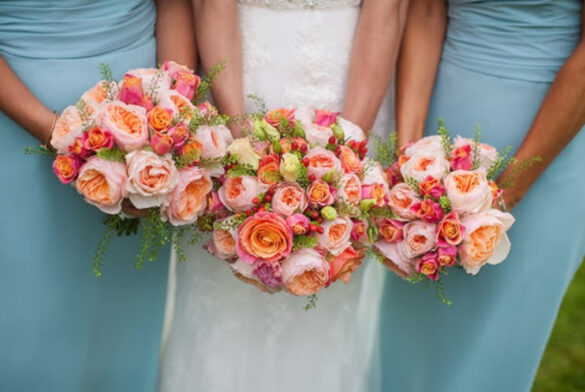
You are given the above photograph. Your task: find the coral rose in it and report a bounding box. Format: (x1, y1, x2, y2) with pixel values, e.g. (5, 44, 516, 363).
(328, 245, 363, 284)
(75, 156, 127, 214)
(317, 217, 353, 256)
(218, 175, 260, 212)
(416, 252, 440, 281)
(306, 180, 335, 207)
(53, 155, 81, 184)
(125, 150, 179, 209)
(272, 183, 308, 217)
(437, 211, 465, 245)
(162, 167, 212, 226)
(82, 126, 114, 151)
(236, 211, 293, 263)
(281, 248, 329, 296)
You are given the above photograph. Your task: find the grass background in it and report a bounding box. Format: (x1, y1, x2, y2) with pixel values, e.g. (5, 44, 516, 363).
(533, 260, 585, 391)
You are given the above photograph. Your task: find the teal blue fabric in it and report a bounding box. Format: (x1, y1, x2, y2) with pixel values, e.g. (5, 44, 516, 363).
(0, 1, 169, 391)
(380, 1, 585, 391)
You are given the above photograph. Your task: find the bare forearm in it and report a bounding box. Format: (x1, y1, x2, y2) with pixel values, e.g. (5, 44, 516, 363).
(396, 0, 446, 147)
(192, 0, 244, 117)
(342, 0, 405, 133)
(156, 0, 197, 69)
(500, 43, 585, 207)
(0, 56, 54, 143)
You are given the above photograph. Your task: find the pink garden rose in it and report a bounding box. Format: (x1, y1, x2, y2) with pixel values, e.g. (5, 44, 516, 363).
(400, 151, 451, 183)
(316, 217, 353, 256)
(337, 117, 366, 143)
(314, 109, 339, 127)
(286, 213, 310, 235)
(387, 183, 421, 220)
(118, 74, 152, 109)
(444, 168, 493, 215)
(419, 176, 446, 198)
(411, 198, 444, 223)
(162, 167, 212, 226)
(402, 220, 438, 258)
(281, 248, 330, 296)
(125, 150, 179, 209)
(99, 101, 149, 151)
(173, 70, 200, 101)
(161, 60, 192, 79)
(328, 245, 363, 284)
(374, 240, 415, 278)
(437, 242, 458, 267)
(218, 175, 260, 212)
(404, 135, 444, 157)
(82, 126, 114, 151)
(272, 183, 308, 216)
(150, 132, 174, 155)
(305, 123, 335, 147)
(416, 252, 440, 281)
(459, 209, 515, 275)
(451, 144, 473, 171)
(196, 125, 234, 160)
(252, 261, 283, 288)
(377, 218, 404, 243)
(75, 156, 127, 214)
(304, 147, 342, 179)
(236, 211, 293, 263)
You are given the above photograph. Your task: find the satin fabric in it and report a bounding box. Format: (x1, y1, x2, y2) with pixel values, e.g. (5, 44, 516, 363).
(379, 1, 585, 391)
(0, 1, 168, 391)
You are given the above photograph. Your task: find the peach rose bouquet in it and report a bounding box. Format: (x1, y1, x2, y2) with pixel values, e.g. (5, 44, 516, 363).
(196, 106, 373, 306)
(364, 120, 539, 304)
(27, 61, 227, 276)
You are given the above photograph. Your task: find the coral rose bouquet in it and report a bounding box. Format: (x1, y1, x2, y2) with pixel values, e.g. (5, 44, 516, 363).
(197, 107, 374, 305)
(367, 121, 539, 303)
(28, 61, 229, 276)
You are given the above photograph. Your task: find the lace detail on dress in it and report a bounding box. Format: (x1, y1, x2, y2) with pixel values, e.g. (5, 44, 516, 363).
(238, 0, 361, 10)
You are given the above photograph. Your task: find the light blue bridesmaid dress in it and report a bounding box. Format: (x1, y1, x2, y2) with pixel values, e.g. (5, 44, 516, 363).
(0, 1, 169, 391)
(379, 1, 585, 391)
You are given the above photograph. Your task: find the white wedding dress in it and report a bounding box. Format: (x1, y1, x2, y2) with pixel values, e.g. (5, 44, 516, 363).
(159, 1, 394, 391)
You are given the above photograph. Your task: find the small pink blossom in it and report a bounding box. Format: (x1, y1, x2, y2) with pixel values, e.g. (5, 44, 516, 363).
(286, 213, 310, 235)
(313, 109, 339, 127)
(411, 199, 444, 223)
(451, 144, 473, 171)
(417, 252, 441, 281)
(437, 241, 458, 267)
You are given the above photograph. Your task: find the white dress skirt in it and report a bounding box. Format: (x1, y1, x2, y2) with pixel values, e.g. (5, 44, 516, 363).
(159, 1, 394, 391)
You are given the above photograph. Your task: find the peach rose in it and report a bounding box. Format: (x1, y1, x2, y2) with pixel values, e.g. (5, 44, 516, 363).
(81, 80, 117, 108)
(377, 219, 404, 243)
(388, 183, 421, 220)
(337, 117, 366, 143)
(99, 101, 149, 151)
(82, 126, 114, 151)
(453, 136, 498, 171)
(337, 174, 361, 206)
(236, 211, 293, 263)
(265, 108, 296, 130)
(125, 68, 172, 102)
(75, 156, 127, 214)
(402, 221, 438, 258)
(362, 159, 390, 191)
(272, 183, 308, 216)
(196, 125, 234, 160)
(218, 175, 260, 212)
(374, 240, 415, 278)
(53, 155, 81, 184)
(317, 217, 353, 256)
(281, 248, 330, 296)
(400, 151, 450, 183)
(307, 179, 335, 207)
(147, 106, 173, 132)
(459, 209, 515, 275)
(339, 145, 363, 174)
(404, 135, 444, 157)
(162, 167, 212, 226)
(257, 154, 281, 186)
(305, 123, 335, 147)
(444, 168, 493, 215)
(328, 245, 363, 284)
(210, 217, 239, 260)
(158, 89, 196, 122)
(125, 150, 179, 209)
(51, 105, 86, 154)
(305, 147, 342, 179)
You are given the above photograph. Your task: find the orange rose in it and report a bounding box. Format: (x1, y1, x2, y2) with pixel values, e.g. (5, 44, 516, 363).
(147, 106, 173, 132)
(236, 211, 293, 263)
(328, 245, 363, 284)
(339, 145, 363, 174)
(337, 174, 361, 205)
(75, 156, 127, 214)
(162, 167, 212, 226)
(307, 179, 335, 207)
(281, 248, 330, 296)
(100, 101, 148, 151)
(378, 219, 404, 243)
(257, 154, 281, 186)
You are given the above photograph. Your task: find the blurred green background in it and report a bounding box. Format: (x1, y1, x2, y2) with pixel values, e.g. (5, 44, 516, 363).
(533, 260, 585, 391)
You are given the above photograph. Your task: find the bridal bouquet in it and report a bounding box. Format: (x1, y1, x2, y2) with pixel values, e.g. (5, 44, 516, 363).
(198, 107, 374, 301)
(38, 61, 226, 275)
(368, 121, 535, 303)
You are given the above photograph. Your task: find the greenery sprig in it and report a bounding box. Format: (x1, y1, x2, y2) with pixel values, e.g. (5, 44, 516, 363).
(24, 145, 56, 157)
(304, 294, 318, 311)
(195, 59, 226, 104)
(471, 123, 482, 170)
(227, 162, 257, 177)
(498, 156, 542, 189)
(97, 147, 126, 163)
(437, 119, 453, 158)
(486, 145, 514, 180)
(372, 132, 398, 167)
(293, 235, 319, 251)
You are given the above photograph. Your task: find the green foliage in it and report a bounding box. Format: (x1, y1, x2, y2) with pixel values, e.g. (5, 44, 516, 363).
(92, 215, 139, 277)
(471, 123, 482, 170)
(407, 273, 424, 284)
(195, 59, 226, 104)
(135, 208, 172, 270)
(486, 145, 514, 180)
(174, 149, 200, 170)
(99, 63, 116, 101)
(439, 195, 452, 213)
(434, 279, 452, 306)
(296, 163, 310, 189)
(24, 145, 56, 157)
(366, 247, 386, 265)
(147, 70, 165, 104)
(214, 214, 246, 232)
(437, 118, 453, 158)
(76, 99, 95, 130)
(498, 156, 542, 189)
(97, 147, 126, 163)
(227, 162, 257, 177)
(371, 132, 398, 167)
(246, 94, 267, 115)
(403, 175, 421, 194)
(293, 235, 319, 251)
(335, 200, 363, 219)
(304, 294, 318, 311)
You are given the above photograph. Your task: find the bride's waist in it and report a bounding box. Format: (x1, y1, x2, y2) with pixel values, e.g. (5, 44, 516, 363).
(238, 0, 361, 10)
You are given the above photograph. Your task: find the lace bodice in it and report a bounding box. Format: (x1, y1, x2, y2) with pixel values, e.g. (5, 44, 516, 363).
(238, 0, 361, 9)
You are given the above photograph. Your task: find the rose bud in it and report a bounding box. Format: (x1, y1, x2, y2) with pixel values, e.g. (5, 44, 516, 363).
(150, 132, 174, 155)
(320, 206, 338, 221)
(286, 213, 310, 235)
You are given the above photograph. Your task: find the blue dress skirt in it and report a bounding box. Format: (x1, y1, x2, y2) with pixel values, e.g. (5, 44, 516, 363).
(379, 1, 585, 391)
(0, 1, 168, 391)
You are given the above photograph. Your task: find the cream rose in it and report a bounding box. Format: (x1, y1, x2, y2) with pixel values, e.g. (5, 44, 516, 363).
(280, 153, 301, 182)
(404, 135, 444, 157)
(126, 150, 179, 209)
(218, 175, 260, 212)
(75, 156, 127, 214)
(162, 167, 212, 226)
(196, 125, 234, 160)
(402, 221, 438, 258)
(305, 123, 334, 147)
(228, 137, 262, 170)
(444, 168, 493, 215)
(400, 151, 451, 183)
(281, 248, 330, 296)
(316, 217, 353, 256)
(337, 117, 366, 143)
(459, 209, 515, 275)
(99, 101, 149, 151)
